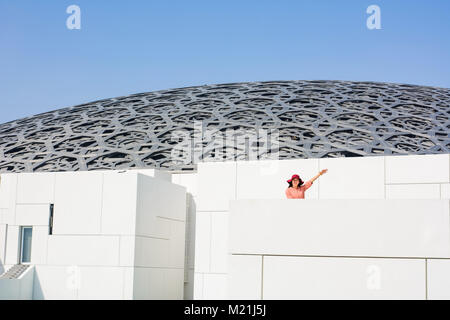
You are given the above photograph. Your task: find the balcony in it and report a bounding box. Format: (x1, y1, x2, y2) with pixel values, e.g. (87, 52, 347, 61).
(228, 199, 450, 299)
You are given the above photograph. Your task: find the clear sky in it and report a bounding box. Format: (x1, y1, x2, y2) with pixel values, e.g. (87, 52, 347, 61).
(1, 0, 449, 124)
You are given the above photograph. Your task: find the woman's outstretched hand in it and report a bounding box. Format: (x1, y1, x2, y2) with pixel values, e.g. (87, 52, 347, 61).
(310, 169, 328, 183)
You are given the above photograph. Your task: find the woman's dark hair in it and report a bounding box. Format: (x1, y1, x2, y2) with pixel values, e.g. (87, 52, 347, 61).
(288, 178, 304, 188)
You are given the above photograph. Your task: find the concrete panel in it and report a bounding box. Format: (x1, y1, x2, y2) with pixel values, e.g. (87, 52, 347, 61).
(32, 265, 79, 299)
(193, 272, 204, 300)
(122, 267, 134, 300)
(229, 199, 450, 258)
(31, 226, 49, 265)
(186, 193, 196, 223)
(0, 173, 17, 209)
(228, 254, 262, 299)
(18, 266, 34, 300)
(0, 174, 17, 225)
(319, 156, 385, 199)
(184, 195, 196, 280)
(15, 204, 50, 226)
(236, 159, 320, 200)
(168, 220, 186, 269)
(165, 268, 185, 300)
(133, 267, 166, 299)
(136, 216, 171, 241)
(101, 172, 137, 235)
(5, 225, 19, 265)
(263, 256, 426, 299)
(210, 212, 229, 273)
(78, 266, 125, 300)
(119, 236, 135, 267)
(47, 235, 120, 266)
(441, 184, 450, 199)
(153, 170, 172, 182)
(197, 161, 237, 211)
(0, 224, 6, 265)
(1, 208, 15, 225)
(184, 269, 195, 300)
(386, 154, 449, 184)
(386, 184, 440, 199)
(134, 236, 169, 268)
(203, 273, 228, 300)
(194, 212, 211, 273)
(136, 174, 186, 239)
(172, 173, 199, 198)
(171, 174, 180, 185)
(134, 168, 172, 182)
(0, 267, 35, 300)
(427, 259, 450, 300)
(53, 171, 103, 235)
(138, 173, 186, 222)
(16, 172, 55, 204)
(0, 278, 20, 299)
(185, 209, 196, 270)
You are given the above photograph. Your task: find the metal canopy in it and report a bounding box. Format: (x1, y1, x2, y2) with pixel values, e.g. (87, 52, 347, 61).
(0, 80, 448, 172)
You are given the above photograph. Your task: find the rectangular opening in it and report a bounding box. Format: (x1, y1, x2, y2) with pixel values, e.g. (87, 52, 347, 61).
(20, 226, 33, 264)
(49, 204, 54, 235)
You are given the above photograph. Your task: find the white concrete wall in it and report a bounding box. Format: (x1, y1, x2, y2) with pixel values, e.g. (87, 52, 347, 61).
(228, 255, 262, 299)
(171, 173, 198, 299)
(16, 173, 55, 204)
(189, 154, 450, 299)
(229, 199, 450, 258)
(0, 266, 35, 300)
(53, 171, 104, 235)
(0, 174, 18, 225)
(427, 259, 450, 299)
(228, 198, 449, 299)
(132, 174, 187, 300)
(0, 169, 186, 300)
(3, 153, 449, 300)
(5, 225, 19, 265)
(262, 256, 426, 299)
(0, 224, 6, 274)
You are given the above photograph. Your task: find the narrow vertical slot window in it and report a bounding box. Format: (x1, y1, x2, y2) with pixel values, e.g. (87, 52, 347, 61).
(49, 204, 54, 235)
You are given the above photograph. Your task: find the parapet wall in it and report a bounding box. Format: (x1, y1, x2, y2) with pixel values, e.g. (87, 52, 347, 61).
(170, 153, 450, 299)
(228, 199, 450, 299)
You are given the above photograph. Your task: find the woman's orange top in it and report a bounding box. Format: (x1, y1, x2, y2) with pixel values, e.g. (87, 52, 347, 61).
(285, 180, 313, 199)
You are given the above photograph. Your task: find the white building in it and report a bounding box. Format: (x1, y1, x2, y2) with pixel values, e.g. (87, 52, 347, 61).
(0, 80, 449, 299)
(1, 154, 449, 299)
(0, 169, 187, 299)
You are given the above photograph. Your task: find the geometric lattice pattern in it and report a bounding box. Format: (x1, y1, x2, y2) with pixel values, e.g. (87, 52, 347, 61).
(0, 80, 448, 173)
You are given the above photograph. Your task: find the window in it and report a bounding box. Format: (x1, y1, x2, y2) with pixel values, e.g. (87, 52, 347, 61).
(49, 204, 54, 235)
(20, 226, 33, 264)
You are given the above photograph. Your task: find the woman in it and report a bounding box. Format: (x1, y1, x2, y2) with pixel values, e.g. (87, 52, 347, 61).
(285, 169, 328, 199)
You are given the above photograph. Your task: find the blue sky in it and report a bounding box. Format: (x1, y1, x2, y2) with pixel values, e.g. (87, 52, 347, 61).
(1, 0, 449, 124)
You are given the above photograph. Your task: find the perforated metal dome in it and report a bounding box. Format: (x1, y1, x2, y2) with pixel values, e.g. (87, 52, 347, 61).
(0, 80, 448, 173)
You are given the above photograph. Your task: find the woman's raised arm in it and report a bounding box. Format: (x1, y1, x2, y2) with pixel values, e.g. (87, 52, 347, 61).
(310, 169, 328, 183)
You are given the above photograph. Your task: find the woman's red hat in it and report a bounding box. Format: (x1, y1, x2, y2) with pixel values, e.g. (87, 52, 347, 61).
(287, 174, 301, 183)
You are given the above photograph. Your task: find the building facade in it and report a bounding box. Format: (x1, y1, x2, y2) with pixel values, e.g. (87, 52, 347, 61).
(0, 81, 449, 299)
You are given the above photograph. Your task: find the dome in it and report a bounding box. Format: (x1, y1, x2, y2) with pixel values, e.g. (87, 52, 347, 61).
(0, 80, 448, 173)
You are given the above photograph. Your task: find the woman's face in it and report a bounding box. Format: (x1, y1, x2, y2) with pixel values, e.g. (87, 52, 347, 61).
(292, 178, 300, 187)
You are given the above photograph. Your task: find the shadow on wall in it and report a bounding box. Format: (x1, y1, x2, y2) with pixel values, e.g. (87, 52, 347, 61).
(32, 271, 44, 300)
(0, 258, 4, 275)
(184, 192, 197, 300)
